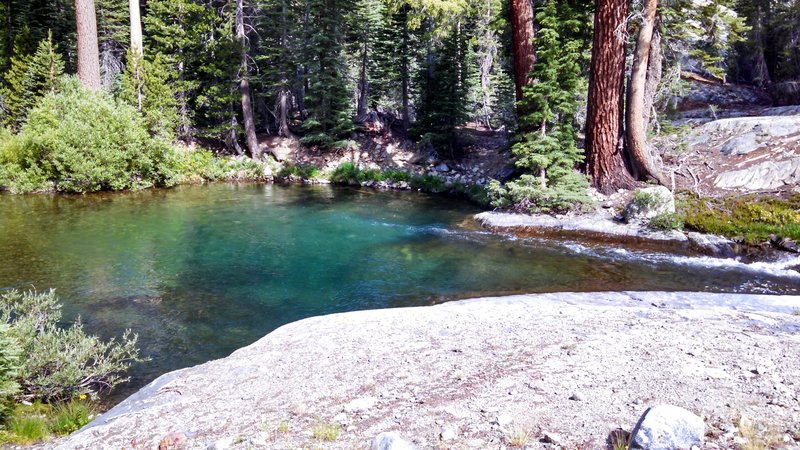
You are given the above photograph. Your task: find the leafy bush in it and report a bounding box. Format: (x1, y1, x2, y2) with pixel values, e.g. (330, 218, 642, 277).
(487, 172, 591, 213)
(0, 77, 180, 193)
(0, 289, 143, 402)
(0, 325, 20, 417)
(649, 212, 685, 231)
(330, 162, 380, 184)
(279, 163, 322, 180)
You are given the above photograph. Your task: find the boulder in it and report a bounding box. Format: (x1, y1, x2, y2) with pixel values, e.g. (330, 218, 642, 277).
(623, 187, 675, 223)
(434, 163, 450, 173)
(370, 432, 416, 450)
(687, 232, 738, 258)
(714, 157, 800, 191)
(629, 404, 705, 450)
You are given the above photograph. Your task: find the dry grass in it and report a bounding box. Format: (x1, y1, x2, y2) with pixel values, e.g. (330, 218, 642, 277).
(311, 421, 340, 441)
(505, 424, 533, 448)
(738, 416, 781, 450)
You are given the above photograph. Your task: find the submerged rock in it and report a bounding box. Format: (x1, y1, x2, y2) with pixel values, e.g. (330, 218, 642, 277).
(623, 187, 675, 223)
(629, 404, 705, 450)
(687, 232, 738, 258)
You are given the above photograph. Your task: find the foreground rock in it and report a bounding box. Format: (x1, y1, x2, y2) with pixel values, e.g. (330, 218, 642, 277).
(629, 404, 705, 450)
(56, 292, 800, 449)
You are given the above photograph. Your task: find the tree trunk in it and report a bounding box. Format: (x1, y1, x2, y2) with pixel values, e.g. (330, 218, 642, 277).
(400, 8, 410, 130)
(642, 14, 662, 134)
(357, 38, 369, 116)
(277, 87, 294, 138)
(625, 0, 666, 185)
(75, 0, 101, 90)
(510, 0, 535, 102)
(236, 0, 262, 160)
(585, 0, 634, 194)
(129, 0, 143, 56)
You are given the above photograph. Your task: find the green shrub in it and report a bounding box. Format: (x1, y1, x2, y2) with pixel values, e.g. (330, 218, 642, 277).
(0, 325, 20, 418)
(648, 212, 685, 231)
(487, 172, 591, 213)
(49, 398, 93, 434)
(0, 289, 143, 402)
(410, 173, 446, 192)
(330, 162, 381, 184)
(0, 77, 179, 193)
(278, 163, 321, 180)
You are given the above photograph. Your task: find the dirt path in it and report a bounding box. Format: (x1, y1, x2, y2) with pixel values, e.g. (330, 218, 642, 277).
(53, 292, 800, 450)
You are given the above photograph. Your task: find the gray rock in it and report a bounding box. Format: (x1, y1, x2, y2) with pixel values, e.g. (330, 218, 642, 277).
(541, 431, 563, 444)
(623, 187, 676, 223)
(494, 414, 513, 428)
(434, 163, 450, 172)
(440, 426, 457, 441)
(629, 404, 705, 450)
(687, 232, 737, 258)
(720, 133, 761, 155)
(344, 396, 378, 412)
(371, 432, 416, 450)
(714, 157, 800, 191)
(207, 436, 235, 450)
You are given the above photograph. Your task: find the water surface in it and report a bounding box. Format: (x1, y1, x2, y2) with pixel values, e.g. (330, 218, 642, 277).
(1, 184, 797, 397)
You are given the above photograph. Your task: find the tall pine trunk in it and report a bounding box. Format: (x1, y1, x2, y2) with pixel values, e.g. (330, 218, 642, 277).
(642, 15, 662, 134)
(357, 39, 369, 116)
(400, 7, 410, 130)
(236, 0, 262, 159)
(586, 0, 634, 194)
(129, 0, 143, 56)
(76, 0, 101, 90)
(510, 0, 534, 102)
(625, 0, 666, 184)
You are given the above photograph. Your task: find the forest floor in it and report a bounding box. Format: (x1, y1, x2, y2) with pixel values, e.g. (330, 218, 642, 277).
(50, 292, 800, 450)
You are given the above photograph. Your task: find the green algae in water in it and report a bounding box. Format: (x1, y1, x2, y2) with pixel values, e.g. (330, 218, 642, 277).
(0, 184, 797, 398)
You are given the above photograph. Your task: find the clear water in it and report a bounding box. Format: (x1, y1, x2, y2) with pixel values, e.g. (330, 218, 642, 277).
(1, 184, 797, 398)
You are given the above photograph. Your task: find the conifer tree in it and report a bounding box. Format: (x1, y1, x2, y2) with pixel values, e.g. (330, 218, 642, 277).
(299, 0, 356, 149)
(119, 50, 178, 139)
(0, 32, 64, 129)
(489, 0, 589, 212)
(413, 20, 473, 155)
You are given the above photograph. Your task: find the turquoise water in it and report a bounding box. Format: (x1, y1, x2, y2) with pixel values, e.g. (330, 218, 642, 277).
(1, 184, 797, 397)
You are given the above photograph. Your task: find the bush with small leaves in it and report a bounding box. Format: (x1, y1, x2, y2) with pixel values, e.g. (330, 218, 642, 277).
(0, 289, 143, 402)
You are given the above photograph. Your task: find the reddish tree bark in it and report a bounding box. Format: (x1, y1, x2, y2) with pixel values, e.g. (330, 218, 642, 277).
(510, 0, 535, 102)
(75, 0, 101, 90)
(585, 0, 635, 194)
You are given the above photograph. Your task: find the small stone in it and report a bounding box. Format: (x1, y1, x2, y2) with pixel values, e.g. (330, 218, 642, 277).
(467, 438, 485, 447)
(541, 432, 563, 444)
(207, 436, 235, 450)
(333, 412, 348, 424)
(344, 396, 378, 412)
(371, 431, 417, 450)
(629, 404, 705, 450)
(434, 163, 450, 172)
(494, 414, 513, 428)
(159, 432, 188, 450)
(569, 392, 584, 401)
(440, 426, 457, 441)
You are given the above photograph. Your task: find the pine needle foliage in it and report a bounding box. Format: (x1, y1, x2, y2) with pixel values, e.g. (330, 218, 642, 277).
(489, 0, 589, 213)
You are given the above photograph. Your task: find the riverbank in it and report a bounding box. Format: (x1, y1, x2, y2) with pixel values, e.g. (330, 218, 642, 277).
(54, 291, 800, 449)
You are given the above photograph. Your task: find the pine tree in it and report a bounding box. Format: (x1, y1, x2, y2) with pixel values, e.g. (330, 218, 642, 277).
(299, 0, 356, 149)
(490, 0, 589, 212)
(119, 50, 178, 139)
(413, 19, 473, 155)
(0, 32, 64, 129)
(96, 0, 129, 89)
